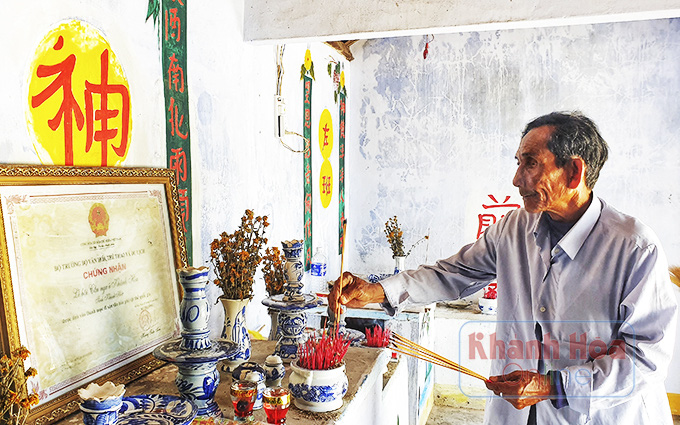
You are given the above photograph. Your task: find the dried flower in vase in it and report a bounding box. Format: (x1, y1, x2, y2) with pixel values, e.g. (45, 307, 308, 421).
(1, 347, 39, 425)
(297, 330, 351, 370)
(384, 216, 429, 258)
(210, 209, 269, 300)
(364, 325, 391, 348)
(261, 246, 286, 297)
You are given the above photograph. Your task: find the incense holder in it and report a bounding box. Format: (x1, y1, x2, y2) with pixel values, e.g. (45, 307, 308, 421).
(288, 361, 347, 413)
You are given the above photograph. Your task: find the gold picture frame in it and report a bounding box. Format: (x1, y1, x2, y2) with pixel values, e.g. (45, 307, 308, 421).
(0, 165, 187, 425)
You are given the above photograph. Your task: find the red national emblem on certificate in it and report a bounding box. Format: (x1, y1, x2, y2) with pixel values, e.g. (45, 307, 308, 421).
(88, 203, 109, 237)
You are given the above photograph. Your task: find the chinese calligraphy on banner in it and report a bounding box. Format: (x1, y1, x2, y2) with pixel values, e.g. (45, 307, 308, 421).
(162, 0, 193, 263)
(27, 20, 131, 167)
(338, 80, 346, 255)
(302, 50, 314, 271)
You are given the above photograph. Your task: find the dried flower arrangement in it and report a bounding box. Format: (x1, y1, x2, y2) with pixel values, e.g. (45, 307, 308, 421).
(1, 347, 39, 425)
(210, 209, 269, 300)
(261, 246, 286, 297)
(297, 330, 351, 370)
(483, 282, 498, 299)
(384, 216, 429, 258)
(364, 325, 391, 348)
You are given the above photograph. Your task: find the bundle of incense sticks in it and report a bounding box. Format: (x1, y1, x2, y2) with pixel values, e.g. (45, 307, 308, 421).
(389, 332, 488, 382)
(365, 325, 391, 347)
(298, 328, 351, 370)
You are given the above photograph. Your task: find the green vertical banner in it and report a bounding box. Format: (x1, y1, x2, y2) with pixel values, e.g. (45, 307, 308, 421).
(338, 92, 346, 255)
(162, 0, 192, 263)
(303, 75, 313, 271)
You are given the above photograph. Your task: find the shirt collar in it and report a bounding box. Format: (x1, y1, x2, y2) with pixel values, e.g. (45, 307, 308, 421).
(551, 195, 602, 260)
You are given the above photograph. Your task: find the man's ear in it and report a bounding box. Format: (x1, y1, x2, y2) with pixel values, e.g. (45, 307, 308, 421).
(566, 157, 586, 189)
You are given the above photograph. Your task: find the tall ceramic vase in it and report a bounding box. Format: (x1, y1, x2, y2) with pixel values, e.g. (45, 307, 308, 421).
(220, 298, 251, 372)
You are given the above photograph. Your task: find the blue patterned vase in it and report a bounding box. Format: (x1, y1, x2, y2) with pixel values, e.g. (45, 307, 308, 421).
(281, 240, 304, 302)
(220, 297, 251, 372)
(288, 361, 348, 412)
(178, 267, 212, 350)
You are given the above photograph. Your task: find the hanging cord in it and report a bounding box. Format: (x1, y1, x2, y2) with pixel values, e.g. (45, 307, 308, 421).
(275, 44, 309, 154)
(423, 34, 434, 59)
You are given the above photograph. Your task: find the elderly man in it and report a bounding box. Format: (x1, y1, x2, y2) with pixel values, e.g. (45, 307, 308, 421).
(329, 112, 677, 424)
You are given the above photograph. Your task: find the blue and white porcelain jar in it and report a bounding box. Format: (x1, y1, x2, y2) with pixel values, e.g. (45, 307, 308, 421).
(288, 361, 347, 413)
(232, 362, 266, 410)
(263, 355, 286, 387)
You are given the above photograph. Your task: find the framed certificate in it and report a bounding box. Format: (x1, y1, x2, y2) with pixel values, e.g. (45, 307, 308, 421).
(0, 165, 187, 425)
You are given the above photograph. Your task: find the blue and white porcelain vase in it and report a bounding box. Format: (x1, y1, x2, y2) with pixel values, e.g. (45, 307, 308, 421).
(220, 297, 251, 372)
(288, 361, 348, 412)
(282, 240, 305, 302)
(178, 267, 212, 350)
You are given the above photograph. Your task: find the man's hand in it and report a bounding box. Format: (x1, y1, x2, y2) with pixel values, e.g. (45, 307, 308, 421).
(328, 272, 386, 315)
(485, 370, 554, 410)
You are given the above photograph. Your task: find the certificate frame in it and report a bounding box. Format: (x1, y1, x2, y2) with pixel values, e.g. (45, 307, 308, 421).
(0, 165, 187, 425)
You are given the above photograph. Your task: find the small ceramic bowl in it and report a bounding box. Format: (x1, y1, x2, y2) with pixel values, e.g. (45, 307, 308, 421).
(478, 297, 497, 315)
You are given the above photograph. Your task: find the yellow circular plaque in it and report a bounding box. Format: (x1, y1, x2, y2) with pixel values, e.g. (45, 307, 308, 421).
(27, 20, 132, 166)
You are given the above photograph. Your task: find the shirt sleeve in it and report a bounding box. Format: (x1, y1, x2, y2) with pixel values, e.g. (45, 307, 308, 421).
(379, 214, 504, 314)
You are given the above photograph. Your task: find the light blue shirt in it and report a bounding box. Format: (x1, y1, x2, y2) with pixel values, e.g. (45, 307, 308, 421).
(381, 196, 678, 424)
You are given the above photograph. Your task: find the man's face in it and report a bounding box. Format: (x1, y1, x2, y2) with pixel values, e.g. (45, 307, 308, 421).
(512, 126, 571, 218)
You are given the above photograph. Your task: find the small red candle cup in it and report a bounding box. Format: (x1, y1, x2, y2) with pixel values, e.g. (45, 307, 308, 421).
(230, 380, 258, 422)
(262, 387, 291, 424)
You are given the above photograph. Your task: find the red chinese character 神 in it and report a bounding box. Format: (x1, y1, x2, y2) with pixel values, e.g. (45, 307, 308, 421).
(84, 49, 130, 166)
(168, 97, 188, 139)
(169, 147, 187, 185)
(167, 53, 185, 93)
(30, 35, 85, 166)
(165, 8, 181, 42)
(178, 188, 189, 233)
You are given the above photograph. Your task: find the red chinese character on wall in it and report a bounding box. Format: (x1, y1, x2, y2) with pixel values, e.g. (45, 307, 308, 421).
(476, 195, 521, 239)
(30, 36, 84, 166)
(84, 49, 130, 166)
